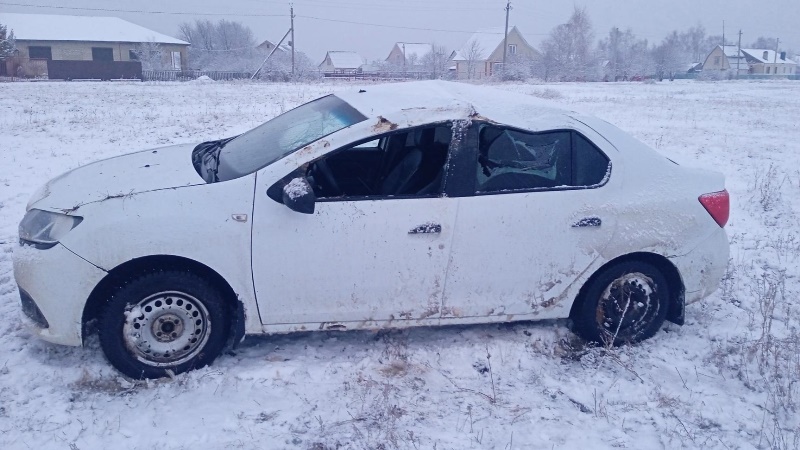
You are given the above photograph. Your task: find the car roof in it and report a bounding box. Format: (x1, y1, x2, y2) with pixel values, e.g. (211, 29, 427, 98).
(335, 80, 580, 132)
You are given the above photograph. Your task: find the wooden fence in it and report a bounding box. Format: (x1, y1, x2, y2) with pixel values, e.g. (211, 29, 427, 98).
(143, 70, 252, 81)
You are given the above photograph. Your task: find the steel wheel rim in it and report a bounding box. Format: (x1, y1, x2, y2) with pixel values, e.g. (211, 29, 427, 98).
(596, 272, 659, 341)
(122, 291, 211, 367)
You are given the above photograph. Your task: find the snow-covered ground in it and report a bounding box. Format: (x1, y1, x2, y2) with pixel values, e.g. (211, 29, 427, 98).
(0, 80, 798, 449)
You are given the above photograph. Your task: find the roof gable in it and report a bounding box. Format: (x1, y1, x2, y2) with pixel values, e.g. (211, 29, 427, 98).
(391, 42, 433, 61)
(322, 51, 364, 69)
(0, 13, 188, 45)
(454, 26, 534, 61)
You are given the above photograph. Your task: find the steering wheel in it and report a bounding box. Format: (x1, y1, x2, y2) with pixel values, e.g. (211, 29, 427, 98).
(312, 159, 343, 197)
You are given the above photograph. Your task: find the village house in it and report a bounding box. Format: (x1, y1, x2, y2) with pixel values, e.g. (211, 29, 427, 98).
(318, 51, 365, 74)
(385, 42, 432, 71)
(450, 26, 539, 80)
(256, 39, 290, 55)
(702, 45, 797, 76)
(1, 13, 189, 79)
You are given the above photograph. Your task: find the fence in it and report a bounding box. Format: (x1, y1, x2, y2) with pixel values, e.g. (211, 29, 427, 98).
(321, 71, 435, 80)
(142, 70, 252, 81)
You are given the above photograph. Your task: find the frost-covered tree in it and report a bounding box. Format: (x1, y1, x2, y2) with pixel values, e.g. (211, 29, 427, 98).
(178, 19, 256, 71)
(541, 7, 596, 81)
(598, 27, 652, 80)
(750, 37, 778, 50)
(133, 40, 165, 70)
(0, 22, 16, 58)
(680, 24, 707, 63)
(463, 40, 484, 79)
(420, 44, 449, 79)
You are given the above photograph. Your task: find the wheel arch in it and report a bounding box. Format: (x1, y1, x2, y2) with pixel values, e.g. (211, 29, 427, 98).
(569, 252, 685, 325)
(82, 254, 246, 345)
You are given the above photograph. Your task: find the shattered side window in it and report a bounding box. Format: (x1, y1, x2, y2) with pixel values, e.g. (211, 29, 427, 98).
(573, 132, 610, 187)
(477, 125, 571, 192)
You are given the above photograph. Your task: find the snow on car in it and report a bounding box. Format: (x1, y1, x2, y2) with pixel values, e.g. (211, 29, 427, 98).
(13, 80, 729, 379)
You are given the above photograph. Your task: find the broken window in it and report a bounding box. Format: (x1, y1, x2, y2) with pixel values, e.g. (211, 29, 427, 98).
(475, 125, 609, 193)
(306, 123, 453, 200)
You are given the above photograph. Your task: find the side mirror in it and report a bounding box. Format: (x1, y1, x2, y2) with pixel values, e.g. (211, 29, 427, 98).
(282, 177, 316, 214)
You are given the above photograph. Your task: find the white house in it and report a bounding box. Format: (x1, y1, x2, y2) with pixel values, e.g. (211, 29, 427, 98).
(702, 45, 797, 76)
(450, 26, 539, 80)
(319, 51, 365, 74)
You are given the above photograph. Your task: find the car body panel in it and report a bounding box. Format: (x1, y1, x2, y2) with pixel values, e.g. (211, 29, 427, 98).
(26, 144, 204, 212)
(13, 243, 106, 346)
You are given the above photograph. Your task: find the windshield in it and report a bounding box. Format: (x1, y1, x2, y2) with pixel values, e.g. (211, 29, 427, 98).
(215, 95, 366, 181)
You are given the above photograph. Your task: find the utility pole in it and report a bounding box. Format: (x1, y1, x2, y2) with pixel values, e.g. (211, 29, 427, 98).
(774, 38, 780, 63)
(291, 4, 295, 76)
(502, 1, 511, 71)
(736, 30, 742, 78)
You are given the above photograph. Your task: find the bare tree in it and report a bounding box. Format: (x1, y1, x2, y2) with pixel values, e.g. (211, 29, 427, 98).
(598, 27, 651, 80)
(464, 40, 484, 80)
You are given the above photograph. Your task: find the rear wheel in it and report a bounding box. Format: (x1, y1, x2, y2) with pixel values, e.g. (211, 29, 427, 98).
(573, 261, 669, 346)
(98, 270, 229, 379)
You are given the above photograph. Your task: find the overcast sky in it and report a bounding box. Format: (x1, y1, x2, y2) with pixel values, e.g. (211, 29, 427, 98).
(2, 0, 799, 63)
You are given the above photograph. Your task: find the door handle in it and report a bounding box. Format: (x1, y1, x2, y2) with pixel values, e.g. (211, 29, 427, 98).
(572, 217, 602, 228)
(409, 223, 442, 234)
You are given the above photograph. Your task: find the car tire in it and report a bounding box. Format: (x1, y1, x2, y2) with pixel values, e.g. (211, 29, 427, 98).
(573, 261, 669, 346)
(98, 270, 229, 379)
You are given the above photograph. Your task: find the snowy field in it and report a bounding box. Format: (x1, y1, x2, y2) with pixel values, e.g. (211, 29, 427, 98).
(0, 79, 798, 449)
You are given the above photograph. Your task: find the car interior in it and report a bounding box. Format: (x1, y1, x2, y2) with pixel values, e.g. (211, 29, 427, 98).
(307, 124, 453, 199)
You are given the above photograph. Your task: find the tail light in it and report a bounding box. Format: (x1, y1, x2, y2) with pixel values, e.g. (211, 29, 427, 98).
(698, 190, 729, 227)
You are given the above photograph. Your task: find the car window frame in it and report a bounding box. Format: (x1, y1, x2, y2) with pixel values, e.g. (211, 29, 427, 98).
(452, 121, 612, 197)
(268, 121, 461, 204)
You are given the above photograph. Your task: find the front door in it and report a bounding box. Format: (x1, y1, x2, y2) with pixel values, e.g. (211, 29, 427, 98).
(252, 123, 460, 327)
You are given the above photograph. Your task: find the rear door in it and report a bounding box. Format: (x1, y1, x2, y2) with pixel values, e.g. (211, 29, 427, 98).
(442, 123, 619, 320)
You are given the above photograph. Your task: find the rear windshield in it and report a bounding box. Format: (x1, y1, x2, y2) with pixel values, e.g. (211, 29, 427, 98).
(216, 95, 366, 181)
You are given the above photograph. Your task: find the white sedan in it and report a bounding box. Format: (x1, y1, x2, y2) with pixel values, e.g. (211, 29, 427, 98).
(13, 81, 729, 379)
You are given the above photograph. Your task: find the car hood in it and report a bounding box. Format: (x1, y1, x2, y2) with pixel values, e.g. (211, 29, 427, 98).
(27, 143, 204, 212)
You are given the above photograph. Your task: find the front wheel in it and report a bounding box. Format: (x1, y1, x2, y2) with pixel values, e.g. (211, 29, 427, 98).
(98, 270, 230, 379)
(572, 261, 669, 346)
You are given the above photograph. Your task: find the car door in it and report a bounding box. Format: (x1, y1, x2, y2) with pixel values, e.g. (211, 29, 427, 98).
(442, 123, 619, 321)
(251, 123, 461, 327)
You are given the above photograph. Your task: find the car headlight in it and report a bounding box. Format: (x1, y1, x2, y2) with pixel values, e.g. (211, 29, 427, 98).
(19, 209, 83, 249)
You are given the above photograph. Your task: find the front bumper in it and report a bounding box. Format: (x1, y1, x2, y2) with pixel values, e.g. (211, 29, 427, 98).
(13, 242, 107, 346)
(669, 227, 730, 304)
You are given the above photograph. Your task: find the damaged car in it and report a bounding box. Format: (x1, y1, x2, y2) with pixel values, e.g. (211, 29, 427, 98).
(13, 81, 729, 378)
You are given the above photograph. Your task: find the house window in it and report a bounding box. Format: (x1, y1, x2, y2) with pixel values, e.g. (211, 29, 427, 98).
(28, 46, 52, 60)
(714, 56, 721, 65)
(129, 50, 139, 61)
(171, 51, 182, 70)
(92, 47, 114, 62)
(508, 44, 517, 55)
(766, 67, 771, 74)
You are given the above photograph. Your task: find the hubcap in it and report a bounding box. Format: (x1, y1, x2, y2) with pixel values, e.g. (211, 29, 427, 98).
(122, 291, 211, 367)
(596, 272, 659, 342)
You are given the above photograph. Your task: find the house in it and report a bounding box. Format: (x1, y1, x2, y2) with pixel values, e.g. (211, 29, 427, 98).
(1, 13, 189, 79)
(450, 26, 539, 80)
(702, 45, 797, 76)
(386, 42, 432, 69)
(319, 51, 364, 74)
(256, 39, 290, 55)
(740, 49, 797, 75)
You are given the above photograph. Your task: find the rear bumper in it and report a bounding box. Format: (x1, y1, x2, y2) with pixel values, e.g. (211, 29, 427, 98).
(669, 227, 729, 304)
(12, 242, 106, 346)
